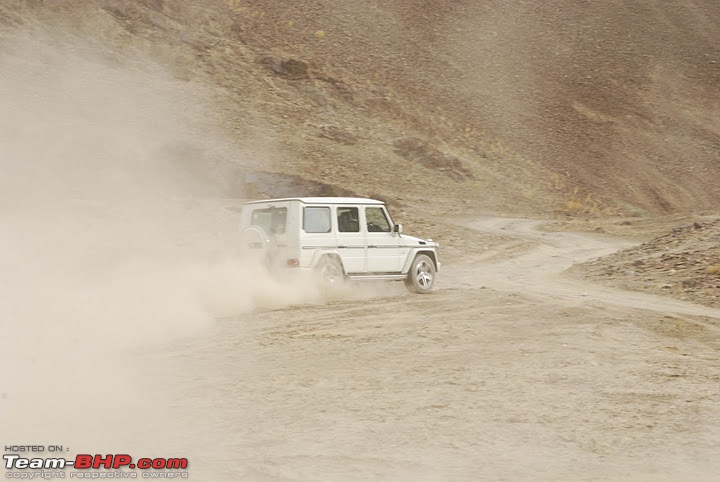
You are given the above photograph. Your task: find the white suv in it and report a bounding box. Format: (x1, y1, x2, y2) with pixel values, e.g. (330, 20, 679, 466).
(239, 197, 440, 293)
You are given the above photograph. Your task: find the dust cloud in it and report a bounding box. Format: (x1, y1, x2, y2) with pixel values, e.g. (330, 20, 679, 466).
(0, 31, 317, 444)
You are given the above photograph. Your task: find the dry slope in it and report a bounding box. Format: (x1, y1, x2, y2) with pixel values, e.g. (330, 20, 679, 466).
(1, 0, 719, 217)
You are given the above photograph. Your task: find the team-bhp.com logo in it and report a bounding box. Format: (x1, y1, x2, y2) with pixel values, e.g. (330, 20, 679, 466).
(4, 453, 189, 479)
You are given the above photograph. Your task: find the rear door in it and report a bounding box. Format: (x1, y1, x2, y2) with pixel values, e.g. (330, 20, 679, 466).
(364, 205, 401, 273)
(335, 205, 366, 273)
(301, 204, 335, 267)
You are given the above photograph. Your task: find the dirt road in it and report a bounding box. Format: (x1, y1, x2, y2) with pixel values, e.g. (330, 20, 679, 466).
(127, 217, 720, 481)
(458, 218, 720, 322)
(3, 22, 719, 481)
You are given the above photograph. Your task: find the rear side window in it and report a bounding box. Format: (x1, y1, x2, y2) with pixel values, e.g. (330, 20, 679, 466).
(337, 207, 360, 233)
(251, 207, 287, 235)
(303, 206, 331, 233)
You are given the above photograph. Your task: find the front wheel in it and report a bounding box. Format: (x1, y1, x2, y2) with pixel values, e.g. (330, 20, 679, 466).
(404, 254, 436, 293)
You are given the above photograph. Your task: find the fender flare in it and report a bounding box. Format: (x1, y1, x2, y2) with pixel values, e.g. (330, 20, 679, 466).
(401, 249, 438, 274)
(310, 250, 346, 272)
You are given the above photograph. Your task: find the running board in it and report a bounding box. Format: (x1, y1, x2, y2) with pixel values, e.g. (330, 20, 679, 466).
(347, 274, 407, 281)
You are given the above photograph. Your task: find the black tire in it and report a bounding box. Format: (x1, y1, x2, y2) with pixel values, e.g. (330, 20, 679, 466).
(404, 254, 436, 294)
(315, 256, 346, 290)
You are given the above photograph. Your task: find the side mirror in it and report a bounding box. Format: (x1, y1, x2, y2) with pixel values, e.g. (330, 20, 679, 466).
(392, 223, 403, 233)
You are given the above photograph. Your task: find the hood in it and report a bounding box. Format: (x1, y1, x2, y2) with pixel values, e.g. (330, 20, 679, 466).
(399, 234, 438, 248)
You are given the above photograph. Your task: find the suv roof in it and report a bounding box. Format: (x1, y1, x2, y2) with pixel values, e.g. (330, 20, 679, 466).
(243, 197, 385, 205)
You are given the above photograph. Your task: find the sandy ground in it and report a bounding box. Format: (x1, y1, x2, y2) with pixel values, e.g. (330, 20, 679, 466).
(1, 13, 718, 481)
(1, 30, 718, 481)
(121, 217, 720, 481)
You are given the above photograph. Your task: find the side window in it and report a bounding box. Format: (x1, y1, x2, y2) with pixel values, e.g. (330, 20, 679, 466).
(303, 206, 331, 233)
(251, 207, 287, 235)
(337, 207, 360, 233)
(366, 207, 391, 232)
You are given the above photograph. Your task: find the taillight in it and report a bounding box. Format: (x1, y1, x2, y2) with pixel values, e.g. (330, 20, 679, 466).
(286, 258, 300, 267)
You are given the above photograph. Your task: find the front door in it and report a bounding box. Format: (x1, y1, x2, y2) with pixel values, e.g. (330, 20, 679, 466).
(364, 206, 401, 273)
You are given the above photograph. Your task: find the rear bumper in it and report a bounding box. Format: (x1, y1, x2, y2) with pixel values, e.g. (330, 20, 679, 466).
(269, 264, 313, 276)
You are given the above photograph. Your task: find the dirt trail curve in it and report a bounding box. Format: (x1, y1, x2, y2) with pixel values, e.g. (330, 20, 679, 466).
(144, 217, 720, 481)
(456, 217, 720, 324)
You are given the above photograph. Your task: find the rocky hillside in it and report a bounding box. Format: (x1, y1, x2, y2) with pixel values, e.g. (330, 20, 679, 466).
(571, 217, 720, 308)
(1, 0, 719, 218)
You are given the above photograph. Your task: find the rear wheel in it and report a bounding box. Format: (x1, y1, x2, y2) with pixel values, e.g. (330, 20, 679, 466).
(404, 254, 435, 293)
(315, 257, 345, 290)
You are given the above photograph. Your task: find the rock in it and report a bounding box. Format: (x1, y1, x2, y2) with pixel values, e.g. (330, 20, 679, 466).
(660, 284, 673, 289)
(318, 126, 358, 145)
(393, 138, 473, 181)
(261, 57, 309, 80)
(672, 223, 691, 232)
(100, 0, 132, 19)
(179, 31, 207, 50)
